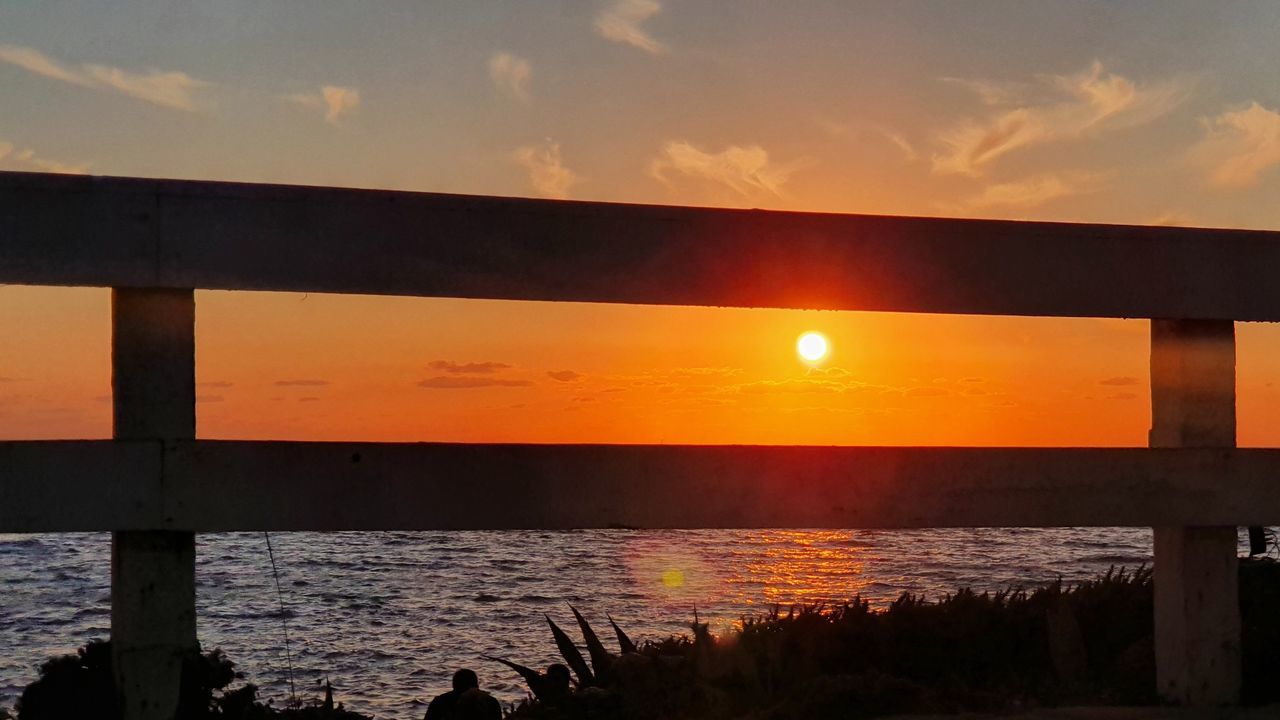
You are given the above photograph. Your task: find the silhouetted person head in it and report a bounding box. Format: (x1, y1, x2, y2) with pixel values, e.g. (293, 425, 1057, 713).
(545, 663, 571, 692)
(541, 663, 571, 703)
(452, 668, 479, 692)
(426, 669, 485, 720)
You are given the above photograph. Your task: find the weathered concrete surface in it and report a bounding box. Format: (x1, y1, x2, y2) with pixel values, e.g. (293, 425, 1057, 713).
(0, 440, 160, 530)
(7, 442, 1280, 532)
(1149, 320, 1240, 706)
(111, 288, 197, 720)
(110, 532, 196, 720)
(5, 171, 1280, 320)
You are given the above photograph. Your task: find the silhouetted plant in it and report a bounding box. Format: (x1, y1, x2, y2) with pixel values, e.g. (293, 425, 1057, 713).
(504, 562, 1280, 719)
(14, 640, 370, 720)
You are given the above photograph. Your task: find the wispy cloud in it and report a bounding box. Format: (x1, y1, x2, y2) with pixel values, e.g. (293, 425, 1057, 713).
(881, 129, 918, 161)
(428, 360, 512, 375)
(547, 370, 582, 382)
(275, 379, 330, 387)
(1100, 376, 1139, 386)
(418, 377, 533, 389)
(595, 0, 666, 54)
(813, 115, 849, 139)
(1192, 102, 1280, 188)
(84, 65, 207, 111)
(955, 171, 1101, 211)
(0, 141, 89, 174)
(933, 61, 1191, 176)
(941, 76, 1029, 107)
(0, 44, 208, 111)
(649, 141, 799, 196)
(286, 85, 360, 125)
(0, 44, 90, 86)
(488, 51, 531, 102)
(735, 378, 893, 397)
(1148, 211, 1196, 227)
(513, 140, 580, 199)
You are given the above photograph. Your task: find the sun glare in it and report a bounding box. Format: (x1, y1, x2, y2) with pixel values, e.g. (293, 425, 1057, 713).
(797, 332, 829, 363)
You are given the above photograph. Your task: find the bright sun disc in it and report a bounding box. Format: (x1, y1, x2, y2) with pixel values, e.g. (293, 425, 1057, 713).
(797, 332, 829, 362)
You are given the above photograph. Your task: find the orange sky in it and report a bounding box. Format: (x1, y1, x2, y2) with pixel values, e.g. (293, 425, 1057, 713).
(5, 284, 1280, 447)
(3, 3, 1280, 447)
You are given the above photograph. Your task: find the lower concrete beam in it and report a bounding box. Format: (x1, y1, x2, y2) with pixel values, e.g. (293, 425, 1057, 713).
(6, 441, 1280, 532)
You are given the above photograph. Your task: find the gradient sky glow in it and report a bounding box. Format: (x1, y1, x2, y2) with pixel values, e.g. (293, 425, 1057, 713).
(3, 1, 1280, 445)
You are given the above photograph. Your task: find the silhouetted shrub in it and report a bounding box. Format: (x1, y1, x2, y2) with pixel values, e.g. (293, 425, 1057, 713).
(506, 562, 1280, 719)
(14, 640, 369, 720)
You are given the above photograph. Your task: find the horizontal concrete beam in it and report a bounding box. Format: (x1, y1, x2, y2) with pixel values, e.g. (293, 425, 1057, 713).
(4, 440, 1280, 532)
(4, 172, 1280, 320)
(0, 441, 162, 530)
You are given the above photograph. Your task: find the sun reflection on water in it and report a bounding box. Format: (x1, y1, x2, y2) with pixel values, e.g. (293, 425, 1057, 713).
(623, 529, 873, 634)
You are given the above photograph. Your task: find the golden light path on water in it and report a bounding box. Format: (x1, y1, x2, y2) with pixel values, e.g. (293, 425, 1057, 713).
(623, 530, 873, 635)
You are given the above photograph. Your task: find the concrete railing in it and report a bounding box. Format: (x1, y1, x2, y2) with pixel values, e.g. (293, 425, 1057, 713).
(2, 171, 1277, 718)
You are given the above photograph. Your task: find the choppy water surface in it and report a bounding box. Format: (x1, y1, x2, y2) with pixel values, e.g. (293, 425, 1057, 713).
(1, 529, 1157, 717)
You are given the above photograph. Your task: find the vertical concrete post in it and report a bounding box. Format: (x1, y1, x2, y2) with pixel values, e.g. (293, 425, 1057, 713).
(1149, 319, 1240, 705)
(112, 288, 198, 720)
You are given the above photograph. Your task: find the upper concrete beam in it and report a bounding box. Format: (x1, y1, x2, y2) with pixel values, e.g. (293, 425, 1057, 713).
(5, 440, 1280, 532)
(4, 172, 1280, 320)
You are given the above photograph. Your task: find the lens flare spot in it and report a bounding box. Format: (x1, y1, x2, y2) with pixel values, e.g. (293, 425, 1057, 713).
(797, 332, 829, 363)
(661, 568, 685, 588)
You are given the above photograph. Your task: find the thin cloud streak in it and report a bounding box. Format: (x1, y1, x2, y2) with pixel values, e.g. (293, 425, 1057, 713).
(83, 64, 207, 111)
(428, 361, 512, 375)
(595, 0, 666, 54)
(418, 377, 533, 389)
(0, 44, 208, 111)
(881, 129, 918, 161)
(0, 44, 92, 86)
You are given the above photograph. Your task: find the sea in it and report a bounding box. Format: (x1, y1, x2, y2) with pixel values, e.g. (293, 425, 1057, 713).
(0, 527, 1232, 718)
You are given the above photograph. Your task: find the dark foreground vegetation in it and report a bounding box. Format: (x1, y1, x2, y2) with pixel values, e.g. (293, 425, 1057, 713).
(10, 559, 1280, 719)
(9, 642, 370, 720)
(498, 560, 1280, 719)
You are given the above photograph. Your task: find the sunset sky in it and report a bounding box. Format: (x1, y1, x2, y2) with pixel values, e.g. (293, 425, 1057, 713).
(3, 1, 1280, 446)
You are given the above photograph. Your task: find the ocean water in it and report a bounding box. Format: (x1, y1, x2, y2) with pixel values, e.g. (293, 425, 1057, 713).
(0, 529, 1168, 717)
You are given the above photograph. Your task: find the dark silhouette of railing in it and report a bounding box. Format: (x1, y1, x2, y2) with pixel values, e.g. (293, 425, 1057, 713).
(2, 171, 1276, 718)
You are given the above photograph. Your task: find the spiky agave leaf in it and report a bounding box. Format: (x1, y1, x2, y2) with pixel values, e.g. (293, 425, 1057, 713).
(569, 605, 613, 677)
(607, 613, 638, 654)
(547, 614, 594, 686)
(482, 655, 547, 700)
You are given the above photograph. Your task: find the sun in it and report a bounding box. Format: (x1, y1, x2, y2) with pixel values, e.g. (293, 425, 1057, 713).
(797, 332, 829, 363)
